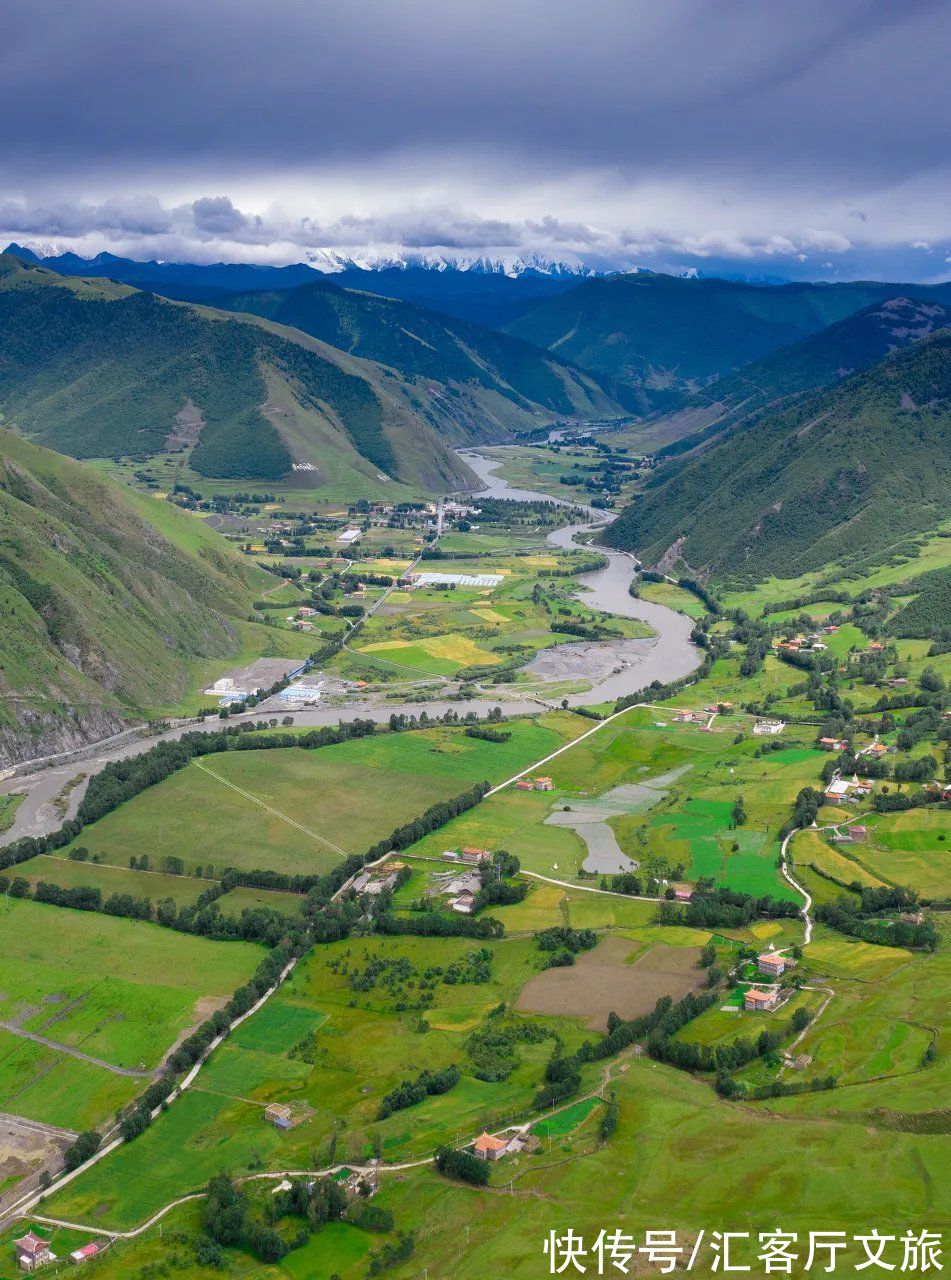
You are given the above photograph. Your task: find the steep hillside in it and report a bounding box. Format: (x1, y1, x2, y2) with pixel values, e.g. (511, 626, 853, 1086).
(603, 328, 951, 583)
(0, 255, 501, 494)
(652, 296, 951, 458)
(0, 431, 266, 766)
(506, 270, 951, 404)
(212, 278, 633, 416)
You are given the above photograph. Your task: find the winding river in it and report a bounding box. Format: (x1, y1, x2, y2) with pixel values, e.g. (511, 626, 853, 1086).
(459, 448, 701, 701)
(0, 453, 700, 845)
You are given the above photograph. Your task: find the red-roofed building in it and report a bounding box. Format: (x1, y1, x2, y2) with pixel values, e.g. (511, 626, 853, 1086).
(70, 1243, 101, 1264)
(473, 1132, 510, 1160)
(460, 847, 491, 865)
(745, 988, 779, 1012)
(757, 953, 786, 978)
(673, 885, 693, 902)
(15, 1233, 53, 1271)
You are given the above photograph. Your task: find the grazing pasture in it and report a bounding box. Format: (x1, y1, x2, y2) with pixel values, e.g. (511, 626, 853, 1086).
(56, 716, 583, 878)
(0, 897, 261, 1132)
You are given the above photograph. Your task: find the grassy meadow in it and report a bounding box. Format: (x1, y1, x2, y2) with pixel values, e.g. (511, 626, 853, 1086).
(57, 715, 587, 878)
(0, 897, 262, 1131)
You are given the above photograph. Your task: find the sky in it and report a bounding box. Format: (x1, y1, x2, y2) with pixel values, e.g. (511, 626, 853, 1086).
(2, 0, 950, 279)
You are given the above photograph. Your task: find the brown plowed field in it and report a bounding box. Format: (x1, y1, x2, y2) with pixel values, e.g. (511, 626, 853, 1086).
(516, 936, 706, 1030)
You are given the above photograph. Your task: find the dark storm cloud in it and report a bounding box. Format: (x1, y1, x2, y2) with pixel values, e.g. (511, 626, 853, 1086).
(2, 0, 950, 274)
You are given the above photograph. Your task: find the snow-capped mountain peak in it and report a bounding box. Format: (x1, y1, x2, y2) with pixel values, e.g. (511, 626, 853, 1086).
(302, 247, 597, 278)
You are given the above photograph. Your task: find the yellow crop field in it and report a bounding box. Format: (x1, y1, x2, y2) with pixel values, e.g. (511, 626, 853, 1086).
(361, 634, 500, 665)
(470, 607, 508, 623)
(749, 920, 784, 940)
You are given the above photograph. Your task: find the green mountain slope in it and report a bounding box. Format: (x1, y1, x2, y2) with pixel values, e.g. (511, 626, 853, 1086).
(505, 270, 951, 404)
(0, 430, 267, 765)
(194, 277, 634, 418)
(0, 255, 502, 494)
(653, 296, 951, 457)
(603, 328, 951, 583)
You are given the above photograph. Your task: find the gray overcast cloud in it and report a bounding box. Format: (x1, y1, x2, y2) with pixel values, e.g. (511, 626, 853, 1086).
(2, 0, 950, 277)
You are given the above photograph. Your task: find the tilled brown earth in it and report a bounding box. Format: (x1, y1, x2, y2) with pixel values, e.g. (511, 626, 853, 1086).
(516, 936, 707, 1031)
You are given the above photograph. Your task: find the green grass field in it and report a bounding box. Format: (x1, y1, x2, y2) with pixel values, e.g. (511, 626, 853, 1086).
(0, 791, 24, 834)
(43, 933, 593, 1230)
(859, 809, 951, 899)
(399, 707, 810, 900)
(12, 854, 213, 906)
(0, 897, 262, 1132)
(58, 716, 585, 878)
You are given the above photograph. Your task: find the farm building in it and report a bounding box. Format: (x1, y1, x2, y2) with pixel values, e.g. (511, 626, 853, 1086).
(265, 1103, 293, 1131)
(753, 719, 785, 736)
(824, 778, 854, 802)
(516, 780, 534, 791)
(473, 1132, 512, 1161)
(818, 737, 847, 751)
(673, 885, 693, 902)
(14, 1232, 53, 1270)
(449, 891, 476, 914)
(276, 682, 324, 704)
(336, 528, 363, 544)
(351, 869, 400, 896)
(408, 571, 504, 589)
(757, 953, 786, 978)
(204, 657, 307, 700)
(675, 709, 707, 725)
(69, 1243, 102, 1265)
(745, 988, 779, 1012)
(460, 847, 491, 865)
(534, 777, 554, 791)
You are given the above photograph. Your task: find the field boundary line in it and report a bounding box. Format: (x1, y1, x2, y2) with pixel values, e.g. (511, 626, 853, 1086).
(191, 758, 349, 858)
(485, 702, 647, 797)
(522, 870, 661, 902)
(0, 1021, 158, 1080)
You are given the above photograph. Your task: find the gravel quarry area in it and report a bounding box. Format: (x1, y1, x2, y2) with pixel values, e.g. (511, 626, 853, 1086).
(544, 766, 693, 874)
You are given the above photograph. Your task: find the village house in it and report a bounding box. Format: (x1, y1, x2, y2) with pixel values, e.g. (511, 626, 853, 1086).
(753, 719, 785, 736)
(745, 987, 779, 1012)
(675, 709, 707, 725)
(460, 847, 491, 866)
(822, 625, 839, 634)
(14, 1233, 53, 1271)
(818, 737, 848, 751)
(534, 776, 554, 791)
(757, 952, 786, 978)
(824, 775, 872, 802)
(473, 1132, 512, 1161)
(673, 885, 693, 902)
(449, 890, 476, 914)
(515, 780, 534, 791)
(900, 911, 925, 926)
